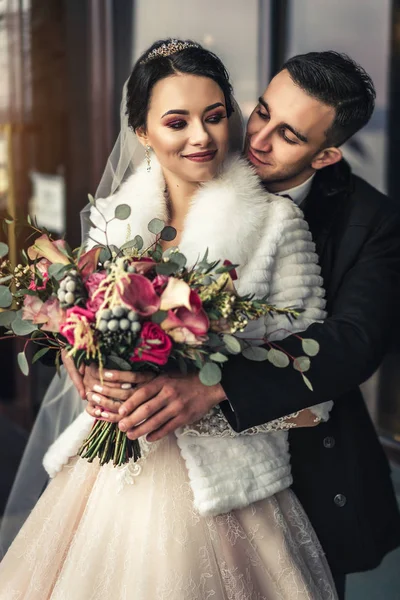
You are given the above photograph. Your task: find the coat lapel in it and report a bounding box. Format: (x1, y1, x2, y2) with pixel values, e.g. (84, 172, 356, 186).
(303, 160, 353, 265)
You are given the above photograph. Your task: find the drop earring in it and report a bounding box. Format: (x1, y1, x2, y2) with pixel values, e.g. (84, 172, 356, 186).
(145, 145, 151, 172)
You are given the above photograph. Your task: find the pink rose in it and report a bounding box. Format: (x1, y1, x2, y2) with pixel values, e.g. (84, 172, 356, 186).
(130, 322, 172, 366)
(60, 306, 95, 347)
(39, 297, 65, 332)
(161, 289, 209, 339)
(28, 258, 51, 291)
(22, 295, 47, 324)
(85, 272, 107, 313)
(168, 326, 206, 346)
(117, 273, 160, 316)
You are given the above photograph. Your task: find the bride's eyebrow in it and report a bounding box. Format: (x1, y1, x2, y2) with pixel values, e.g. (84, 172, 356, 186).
(161, 102, 225, 118)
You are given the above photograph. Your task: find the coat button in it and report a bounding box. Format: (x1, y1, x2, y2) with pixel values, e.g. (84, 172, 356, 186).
(323, 436, 335, 449)
(334, 494, 347, 507)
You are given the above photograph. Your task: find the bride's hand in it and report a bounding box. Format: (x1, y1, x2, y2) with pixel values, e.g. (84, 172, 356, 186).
(83, 365, 155, 422)
(61, 349, 86, 400)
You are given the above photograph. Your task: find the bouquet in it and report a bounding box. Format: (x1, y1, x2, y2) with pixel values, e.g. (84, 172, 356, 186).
(0, 198, 319, 467)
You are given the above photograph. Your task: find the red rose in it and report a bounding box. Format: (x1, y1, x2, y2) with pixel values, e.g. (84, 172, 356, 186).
(130, 322, 172, 366)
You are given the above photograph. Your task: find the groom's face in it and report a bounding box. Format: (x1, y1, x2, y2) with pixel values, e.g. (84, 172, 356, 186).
(245, 70, 336, 191)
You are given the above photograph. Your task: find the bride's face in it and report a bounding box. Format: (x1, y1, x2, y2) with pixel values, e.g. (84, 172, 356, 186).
(140, 74, 229, 183)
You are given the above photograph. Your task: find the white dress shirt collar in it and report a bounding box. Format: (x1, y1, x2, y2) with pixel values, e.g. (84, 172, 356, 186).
(276, 173, 315, 207)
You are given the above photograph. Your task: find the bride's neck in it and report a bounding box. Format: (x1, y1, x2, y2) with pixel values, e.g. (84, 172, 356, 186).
(162, 169, 199, 225)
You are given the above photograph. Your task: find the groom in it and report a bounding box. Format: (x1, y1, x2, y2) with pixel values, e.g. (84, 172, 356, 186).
(83, 51, 400, 597)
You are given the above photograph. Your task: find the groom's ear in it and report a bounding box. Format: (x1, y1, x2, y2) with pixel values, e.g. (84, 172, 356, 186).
(136, 126, 148, 147)
(311, 146, 342, 171)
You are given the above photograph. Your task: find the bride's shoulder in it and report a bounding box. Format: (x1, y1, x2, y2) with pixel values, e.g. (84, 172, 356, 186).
(89, 165, 149, 227)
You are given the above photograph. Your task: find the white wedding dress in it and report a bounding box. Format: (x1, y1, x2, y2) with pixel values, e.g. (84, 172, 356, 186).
(0, 157, 337, 599)
(0, 434, 336, 600)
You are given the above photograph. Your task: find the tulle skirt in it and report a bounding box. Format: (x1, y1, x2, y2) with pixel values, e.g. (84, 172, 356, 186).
(0, 434, 337, 599)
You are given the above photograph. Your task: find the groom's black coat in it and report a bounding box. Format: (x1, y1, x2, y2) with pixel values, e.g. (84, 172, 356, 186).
(221, 159, 400, 575)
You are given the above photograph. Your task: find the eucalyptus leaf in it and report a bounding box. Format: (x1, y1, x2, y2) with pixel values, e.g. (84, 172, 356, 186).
(0, 274, 12, 285)
(302, 373, 313, 391)
(121, 235, 143, 251)
(17, 351, 29, 376)
(48, 263, 68, 280)
(0, 285, 12, 308)
(222, 334, 242, 355)
(151, 310, 168, 324)
(293, 355, 311, 372)
(27, 214, 32, 225)
(5, 218, 14, 224)
(170, 252, 186, 269)
(12, 317, 38, 336)
(99, 247, 112, 264)
(267, 348, 290, 368)
(207, 332, 222, 348)
(0, 310, 16, 327)
(133, 235, 144, 250)
(32, 347, 50, 364)
(199, 362, 222, 386)
(0, 242, 9, 258)
(242, 346, 269, 361)
(115, 204, 131, 220)
(148, 218, 165, 235)
(160, 226, 177, 242)
(155, 261, 180, 276)
(162, 246, 179, 259)
(302, 338, 320, 357)
(209, 352, 229, 363)
(106, 355, 132, 371)
(88, 193, 96, 206)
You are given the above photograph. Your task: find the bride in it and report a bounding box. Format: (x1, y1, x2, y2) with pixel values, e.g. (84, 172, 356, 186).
(0, 39, 337, 599)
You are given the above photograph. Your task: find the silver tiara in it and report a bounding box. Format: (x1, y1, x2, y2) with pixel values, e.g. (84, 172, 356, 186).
(141, 40, 200, 64)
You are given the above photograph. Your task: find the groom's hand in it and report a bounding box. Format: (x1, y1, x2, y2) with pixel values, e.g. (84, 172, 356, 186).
(117, 373, 226, 442)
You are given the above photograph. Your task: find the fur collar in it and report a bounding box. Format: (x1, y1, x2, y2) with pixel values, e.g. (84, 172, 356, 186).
(90, 154, 285, 274)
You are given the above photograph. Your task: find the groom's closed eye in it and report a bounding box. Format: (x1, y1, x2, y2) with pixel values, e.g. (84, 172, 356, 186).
(256, 97, 308, 145)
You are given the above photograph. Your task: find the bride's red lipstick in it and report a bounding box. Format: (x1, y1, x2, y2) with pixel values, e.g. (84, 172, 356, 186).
(183, 150, 217, 163)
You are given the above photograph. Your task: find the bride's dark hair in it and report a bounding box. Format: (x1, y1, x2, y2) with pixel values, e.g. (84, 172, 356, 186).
(126, 38, 234, 131)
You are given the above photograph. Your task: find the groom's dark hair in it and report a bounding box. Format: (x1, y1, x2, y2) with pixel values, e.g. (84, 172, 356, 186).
(281, 51, 376, 147)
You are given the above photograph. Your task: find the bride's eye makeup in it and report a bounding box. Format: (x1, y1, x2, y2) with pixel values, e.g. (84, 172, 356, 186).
(205, 112, 227, 124)
(164, 111, 227, 130)
(165, 119, 187, 130)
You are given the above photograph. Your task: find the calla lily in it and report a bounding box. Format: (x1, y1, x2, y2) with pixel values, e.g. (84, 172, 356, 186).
(161, 289, 209, 337)
(160, 278, 192, 311)
(131, 258, 156, 275)
(117, 273, 160, 316)
(78, 247, 102, 278)
(27, 235, 70, 265)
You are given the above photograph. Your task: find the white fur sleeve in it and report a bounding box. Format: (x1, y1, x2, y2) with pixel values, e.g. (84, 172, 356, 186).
(265, 213, 327, 341)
